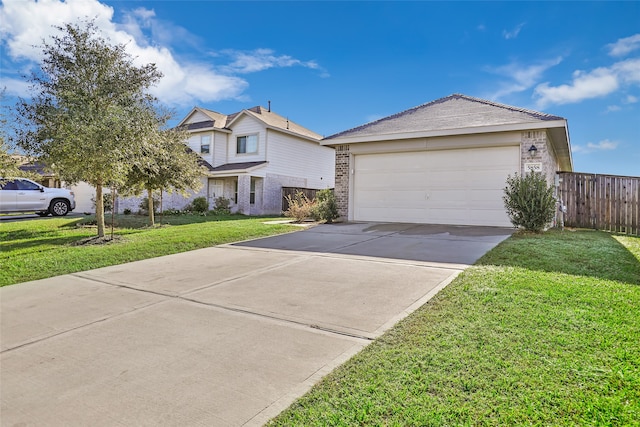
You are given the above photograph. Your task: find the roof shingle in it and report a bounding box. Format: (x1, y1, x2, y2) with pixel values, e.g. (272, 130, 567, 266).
(324, 94, 566, 140)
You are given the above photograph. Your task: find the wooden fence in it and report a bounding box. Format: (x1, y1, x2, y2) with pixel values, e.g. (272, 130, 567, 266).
(557, 172, 639, 235)
(281, 187, 322, 212)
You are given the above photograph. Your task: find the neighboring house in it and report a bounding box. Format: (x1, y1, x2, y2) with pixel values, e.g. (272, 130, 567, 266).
(121, 105, 335, 215)
(322, 94, 573, 227)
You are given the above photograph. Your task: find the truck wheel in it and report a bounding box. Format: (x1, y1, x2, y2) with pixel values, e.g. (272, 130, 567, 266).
(50, 199, 70, 216)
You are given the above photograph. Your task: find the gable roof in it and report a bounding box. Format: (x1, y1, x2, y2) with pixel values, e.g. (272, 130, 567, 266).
(179, 106, 322, 141)
(324, 94, 566, 140)
(177, 107, 229, 130)
(227, 106, 322, 141)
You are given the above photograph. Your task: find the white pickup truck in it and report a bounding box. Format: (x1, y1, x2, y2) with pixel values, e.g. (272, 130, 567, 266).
(0, 178, 76, 216)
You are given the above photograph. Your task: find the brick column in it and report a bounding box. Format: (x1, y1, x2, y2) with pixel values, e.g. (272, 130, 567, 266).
(334, 145, 350, 220)
(521, 131, 555, 185)
(237, 175, 251, 215)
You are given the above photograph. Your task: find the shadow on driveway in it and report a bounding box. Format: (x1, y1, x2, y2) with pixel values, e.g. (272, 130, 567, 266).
(233, 222, 515, 265)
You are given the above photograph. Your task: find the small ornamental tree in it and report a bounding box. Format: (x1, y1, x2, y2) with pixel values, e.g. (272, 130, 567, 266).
(503, 172, 556, 232)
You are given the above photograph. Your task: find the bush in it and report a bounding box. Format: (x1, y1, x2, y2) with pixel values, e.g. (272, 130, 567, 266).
(213, 196, 231, 215)
(92, 192, 113, 212)
(139, 196, 160, 215)
(503, 172, 556, 232)
(123, 208, 132, 215)
(311, 189, 339, 223)
(162, 208, 183, 216)
(189, 196, 209, 214)
(283, 192, 315, 223)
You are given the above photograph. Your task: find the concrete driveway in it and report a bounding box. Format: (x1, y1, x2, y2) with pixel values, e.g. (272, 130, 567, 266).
(1, 222, 512, 426)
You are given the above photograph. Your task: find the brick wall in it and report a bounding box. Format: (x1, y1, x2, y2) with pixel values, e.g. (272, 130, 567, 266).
(520, 130, 556, 185)
(334, 145, 350, 219)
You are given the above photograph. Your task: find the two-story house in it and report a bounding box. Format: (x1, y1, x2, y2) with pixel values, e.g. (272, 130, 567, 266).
(174, 105, 335, 215)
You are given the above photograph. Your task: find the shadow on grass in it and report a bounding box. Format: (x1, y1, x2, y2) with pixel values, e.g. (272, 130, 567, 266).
(476, 229, 640, 285)
(0, 235, 92, 255)
(77, 213, 266, 229)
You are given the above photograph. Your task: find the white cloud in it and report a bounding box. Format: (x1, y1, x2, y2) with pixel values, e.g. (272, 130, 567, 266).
(485, 57, 562, 100)
(502, 23, 525, 40)
(625, 94, 638, 103)
(607, 34, 640, 57)
(534, 59, 640, 107)
(606, 105, 621, 113)
(572, 139, 619, 154)
(1, 77, 31, 98)
(222, 49, 320, 74)
(0, 0, 325, 106)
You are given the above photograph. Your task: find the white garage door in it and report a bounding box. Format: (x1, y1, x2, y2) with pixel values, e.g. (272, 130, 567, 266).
(353, 146, 519, 226)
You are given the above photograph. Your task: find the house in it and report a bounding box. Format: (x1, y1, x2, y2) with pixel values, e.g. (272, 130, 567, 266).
(322, 94, 573, 227)
(151, 105, 335, 215)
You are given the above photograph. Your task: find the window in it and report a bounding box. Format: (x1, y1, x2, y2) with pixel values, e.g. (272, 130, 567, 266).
(234, 179, 238, 204)
(237, 134, 258, 154)
(16, 179, 41, 190)
(250, 178, 256, 204)
(200, 135, 211, 154)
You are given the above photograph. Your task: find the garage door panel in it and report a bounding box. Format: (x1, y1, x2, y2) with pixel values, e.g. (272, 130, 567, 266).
(353, 146, 519, 227)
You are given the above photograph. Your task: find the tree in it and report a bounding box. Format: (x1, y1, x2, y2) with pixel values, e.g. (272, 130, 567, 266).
(122, 126, 205, 225)
(13, 21, 163, 237)
(503, 172, 557, 232)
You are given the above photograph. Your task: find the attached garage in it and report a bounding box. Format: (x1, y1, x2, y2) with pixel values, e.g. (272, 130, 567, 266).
(324, 94, 573, 227)
(353, 146, 519, 226)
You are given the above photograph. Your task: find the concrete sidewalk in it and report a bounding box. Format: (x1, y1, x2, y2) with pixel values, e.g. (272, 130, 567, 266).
(1, 223, 511, 426)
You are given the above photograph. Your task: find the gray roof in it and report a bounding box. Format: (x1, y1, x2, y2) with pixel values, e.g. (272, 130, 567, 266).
(325, 94, 566, 140)
(184, 106, 322, 141)
(209, 161, 268, 173)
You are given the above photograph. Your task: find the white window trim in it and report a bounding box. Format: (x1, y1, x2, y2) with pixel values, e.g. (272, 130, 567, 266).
(236, 134, 259, 155)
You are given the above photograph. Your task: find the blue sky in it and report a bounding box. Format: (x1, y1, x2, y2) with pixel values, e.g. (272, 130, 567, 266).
(1, 0, 639, 176)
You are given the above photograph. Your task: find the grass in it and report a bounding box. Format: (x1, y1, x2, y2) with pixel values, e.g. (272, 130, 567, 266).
(268, 229, 640, 426)
(0, 214, 297, 287)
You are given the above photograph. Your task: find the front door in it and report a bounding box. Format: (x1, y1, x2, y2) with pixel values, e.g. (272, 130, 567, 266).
(209, 180, 224, 201)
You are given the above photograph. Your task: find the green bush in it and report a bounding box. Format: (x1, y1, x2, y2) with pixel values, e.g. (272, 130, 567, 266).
(123, 208, 132, 215)
(311, 189, 339, 223)
(283, 192, 315, 223)
(213, 196, 231, 215)
(189, 196, 209, 214)
(92, 192, 113, 212)
(503, 172, 556, 232)
(139, 196, 160, 215)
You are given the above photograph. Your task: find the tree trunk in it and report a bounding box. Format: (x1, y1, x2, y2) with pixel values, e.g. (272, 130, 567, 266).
(147, 187, 155, 226)
(95, 182, 105, 238)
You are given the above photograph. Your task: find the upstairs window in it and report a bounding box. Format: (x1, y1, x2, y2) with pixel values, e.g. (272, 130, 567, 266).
(200, 135, 211, 154)
(237, 134, 258, 154)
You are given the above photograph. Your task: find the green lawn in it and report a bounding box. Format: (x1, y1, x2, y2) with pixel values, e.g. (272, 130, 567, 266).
(269, 230, 640, 426)
(0, 214, 297, 287)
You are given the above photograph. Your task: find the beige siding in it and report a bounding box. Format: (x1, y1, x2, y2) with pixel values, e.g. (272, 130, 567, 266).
(265, 130, 335, 189)
(229, 115, 267, 163)
(213, 132, 228, 167)
(186, 111, 211, 124)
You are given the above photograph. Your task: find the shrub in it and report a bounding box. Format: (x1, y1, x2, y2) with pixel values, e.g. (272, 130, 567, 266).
(123, 208, 132, 215)
(213, 196, 231, 215)
(503, 172, 556, 232)
(92, 192, 113, 212)
(162, 208, 183, 216)
(283, 192, 315, 223)
(311, 189, 339, 223)
(189, 196, 209, 214)
(139, 196, 160, 215)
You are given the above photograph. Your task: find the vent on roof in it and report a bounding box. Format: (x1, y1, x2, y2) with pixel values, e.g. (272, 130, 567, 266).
(268, 100, 271, 112)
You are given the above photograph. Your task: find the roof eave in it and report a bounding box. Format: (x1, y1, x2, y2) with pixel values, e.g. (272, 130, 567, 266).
(265, 126, 322, 142)
(321, 120, 569, 146)
(207, 162, 269, 176)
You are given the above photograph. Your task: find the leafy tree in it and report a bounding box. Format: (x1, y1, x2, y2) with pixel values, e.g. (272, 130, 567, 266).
(503, 172, 556, 232)
(13, 21, 163, 237)
(122, 127, 204, 225)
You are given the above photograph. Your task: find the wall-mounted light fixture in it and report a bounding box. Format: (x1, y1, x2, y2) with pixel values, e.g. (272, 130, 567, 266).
(528, 145, 538, 156)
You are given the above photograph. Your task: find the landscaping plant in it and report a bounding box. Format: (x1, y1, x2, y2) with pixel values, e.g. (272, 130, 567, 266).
(503, 172, 556, 232)
(283, 192, 315, 223)
(311, 189, 339, 223)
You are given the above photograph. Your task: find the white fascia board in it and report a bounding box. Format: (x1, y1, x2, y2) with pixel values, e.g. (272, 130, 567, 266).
(187, 127, 231, 134)
(321, 120, 568, 146)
